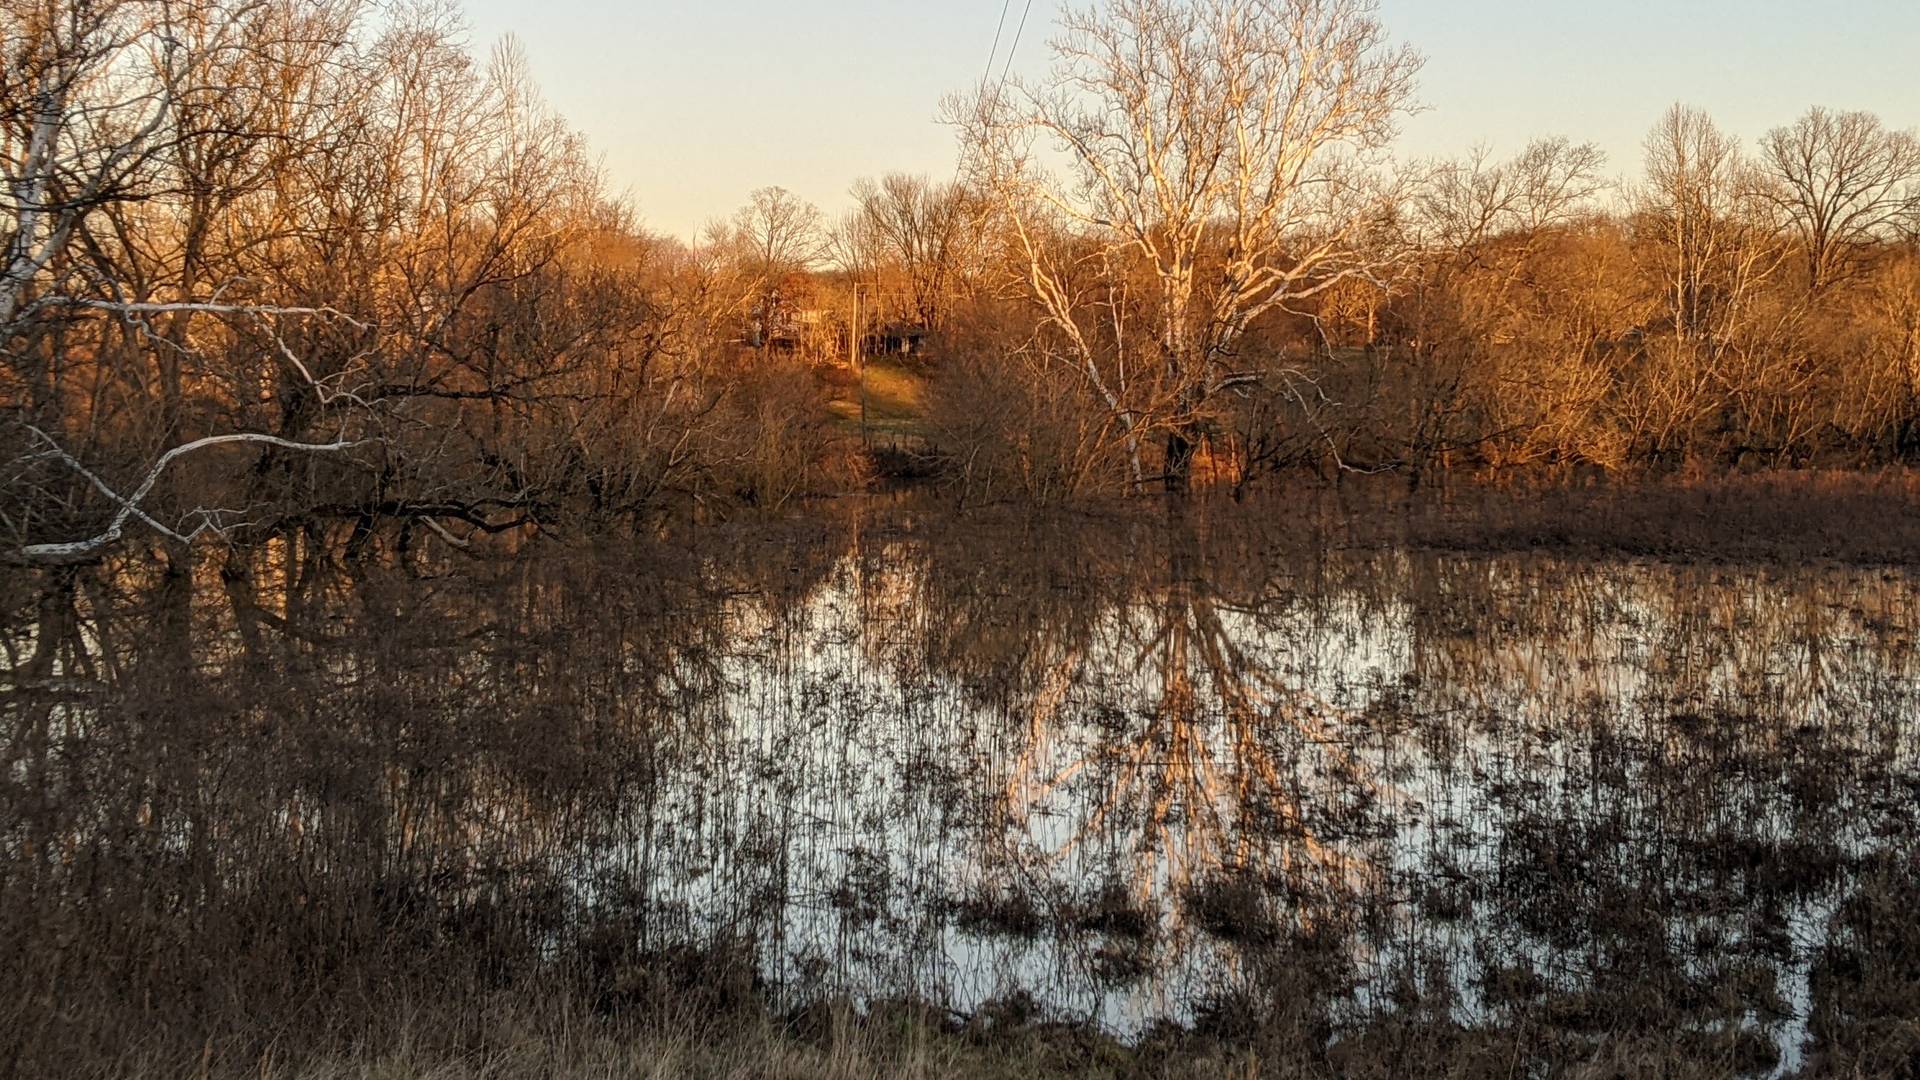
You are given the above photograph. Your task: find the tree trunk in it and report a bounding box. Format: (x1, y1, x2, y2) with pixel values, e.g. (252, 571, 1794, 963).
(1164, 427, 1197, 494)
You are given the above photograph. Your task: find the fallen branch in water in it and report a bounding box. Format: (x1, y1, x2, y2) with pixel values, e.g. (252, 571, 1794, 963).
(12, 427, 373, 563)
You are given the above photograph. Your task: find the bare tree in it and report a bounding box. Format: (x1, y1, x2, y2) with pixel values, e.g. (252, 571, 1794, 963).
(1385, 137, 1612, 483)
(2, 0, 186, 327)
(1418, 138, 1606, 253)
(4, 1, 794, 562)
(1, 0, 387, 560)
(1759, 107, 1920, 293)
(730, 186, 827, 278)
(1627, 105, 1811, 465)
(1636, 104, 1780, 345)
(848, 173, 982, 332)
(710, 186, 826, 346)
(955, 0, 1420, 491)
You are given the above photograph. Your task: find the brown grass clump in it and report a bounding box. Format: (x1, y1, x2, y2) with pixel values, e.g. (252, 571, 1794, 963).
(1340, 469, 1920, 565)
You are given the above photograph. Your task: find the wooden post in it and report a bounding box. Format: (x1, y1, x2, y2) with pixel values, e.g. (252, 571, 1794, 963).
(851, 283, 869, 446)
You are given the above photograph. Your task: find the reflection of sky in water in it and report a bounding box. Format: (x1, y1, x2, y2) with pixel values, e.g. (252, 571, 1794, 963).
(577, 550, 1918, 1074)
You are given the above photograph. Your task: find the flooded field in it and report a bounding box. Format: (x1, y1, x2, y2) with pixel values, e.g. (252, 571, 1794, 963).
(4, 503, 1918, 1076)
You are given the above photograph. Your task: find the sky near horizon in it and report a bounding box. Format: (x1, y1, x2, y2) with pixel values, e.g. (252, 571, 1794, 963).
(457, 0, 1920, 239)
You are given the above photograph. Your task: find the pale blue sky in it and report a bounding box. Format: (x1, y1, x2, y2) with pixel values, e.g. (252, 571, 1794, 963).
(459, 0, 1920, 239)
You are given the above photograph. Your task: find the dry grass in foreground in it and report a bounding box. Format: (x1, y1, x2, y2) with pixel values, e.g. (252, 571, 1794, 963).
(99, 993, 1823, 1080)
(99, 995, 1140, 1080)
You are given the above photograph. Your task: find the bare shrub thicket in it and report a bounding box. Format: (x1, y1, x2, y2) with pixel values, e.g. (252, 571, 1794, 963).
(928, 306, 1138, 503)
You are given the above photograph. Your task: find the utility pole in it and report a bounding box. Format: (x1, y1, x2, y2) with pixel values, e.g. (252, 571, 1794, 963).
(849, 283, 868, 446)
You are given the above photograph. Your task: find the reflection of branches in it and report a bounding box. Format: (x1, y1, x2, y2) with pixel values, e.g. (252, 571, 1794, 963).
(1000, 643, 1086, 813)
(999, 515, 1390, 922)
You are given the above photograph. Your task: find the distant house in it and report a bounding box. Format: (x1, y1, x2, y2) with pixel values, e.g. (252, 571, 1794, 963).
(760, 308, 833, 354)
(868, 321, 930, 356)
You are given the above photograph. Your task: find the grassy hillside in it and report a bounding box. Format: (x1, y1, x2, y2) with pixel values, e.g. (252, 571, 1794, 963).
(819, 356, 932, 445)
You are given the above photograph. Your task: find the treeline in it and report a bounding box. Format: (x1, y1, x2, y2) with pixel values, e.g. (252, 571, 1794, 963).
(1225, 110, 1920, 493)
(1163, 113, 1920, 498)
(6, 0, 1920, 562)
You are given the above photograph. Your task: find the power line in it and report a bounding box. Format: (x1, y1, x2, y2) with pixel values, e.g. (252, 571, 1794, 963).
(982, 0, 1015, 88)
(997, 0, 1036, 91)
(953, 0, 1031, 187)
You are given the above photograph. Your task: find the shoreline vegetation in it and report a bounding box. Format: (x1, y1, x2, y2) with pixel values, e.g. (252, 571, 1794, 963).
(1377, 470, 1920, 567)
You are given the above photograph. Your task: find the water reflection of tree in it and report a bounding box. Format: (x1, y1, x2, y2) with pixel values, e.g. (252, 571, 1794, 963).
(906, 507, 1390, 936)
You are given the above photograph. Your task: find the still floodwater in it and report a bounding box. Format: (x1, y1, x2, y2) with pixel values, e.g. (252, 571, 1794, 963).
(5, 506, 1917, 1072)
